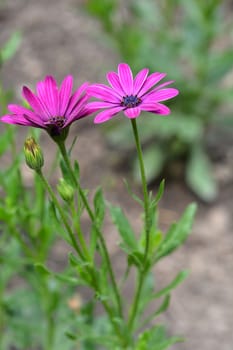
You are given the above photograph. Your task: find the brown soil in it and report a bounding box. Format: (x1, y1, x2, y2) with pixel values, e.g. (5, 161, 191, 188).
(0, 1, 233, 349)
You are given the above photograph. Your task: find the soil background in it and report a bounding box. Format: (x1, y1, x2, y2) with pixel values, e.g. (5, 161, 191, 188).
(0, 1, 233, 349)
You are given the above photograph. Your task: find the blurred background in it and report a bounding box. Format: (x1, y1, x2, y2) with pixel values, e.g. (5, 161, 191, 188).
(0, 0, 233, 349)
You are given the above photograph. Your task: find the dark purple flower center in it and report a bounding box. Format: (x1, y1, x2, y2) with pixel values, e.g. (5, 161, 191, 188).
(121, 95, 141, 108)
(49, 116, 66, 128)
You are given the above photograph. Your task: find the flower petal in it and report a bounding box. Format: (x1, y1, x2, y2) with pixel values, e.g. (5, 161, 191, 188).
(94, 106, 124, 124)
(23, 86, 49, 119)
(43, 76, 59, 116)
(66, 82, 89, 116)
(8, 104, 45, 127)
(140, 102, 170, 115)
(138, 72, 166, 97)
(133, 68, 149, 95)
(124, 107, 141, 119)
(153, 80, 174, 91)
(107, 71, 124, 96)
(66, 94, 89, 124)
(118, 63, 134, 95)
(1, 114, 35, 126)
(85, 101, 117, 109)
(59, 75, 73, 116)
(143, 88, 179, 102)
(88, 84, 121, 103)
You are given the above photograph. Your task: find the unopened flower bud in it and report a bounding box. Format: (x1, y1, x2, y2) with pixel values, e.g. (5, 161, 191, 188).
(57, 178, 74, 202)
(24, 137, 44, 171)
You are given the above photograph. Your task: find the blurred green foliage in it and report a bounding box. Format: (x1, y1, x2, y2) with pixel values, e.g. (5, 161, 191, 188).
(84, 0, 233, 201)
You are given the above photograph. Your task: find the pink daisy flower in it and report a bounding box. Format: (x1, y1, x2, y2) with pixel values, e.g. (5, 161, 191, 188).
(87, 63, 179, 124)
(1, 75, 92, 137)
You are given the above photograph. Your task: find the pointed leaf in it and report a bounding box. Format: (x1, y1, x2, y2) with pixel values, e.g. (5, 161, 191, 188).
(109, 205, 137, 250)
(155, 203, 197, 261)
(186, 145, 217, 202)
(153, 270, 189, 298)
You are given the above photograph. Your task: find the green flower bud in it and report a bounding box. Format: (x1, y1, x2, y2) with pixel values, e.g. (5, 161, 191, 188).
(24, 137, 44, 171)
(57, 178, 74, 203)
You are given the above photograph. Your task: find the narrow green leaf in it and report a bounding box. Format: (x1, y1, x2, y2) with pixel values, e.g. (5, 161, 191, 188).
(0, 32, 21, 62)
(34, 263, 51, 277)
(154, 179, 165, 204)
(153, 270, 189, 298)
(123, 178, 144, 206)
(109, 205, 137, 250)
(93, 187, 105, 226)
(155, 203, 197, 261)
(186, 145, 217, 202)
(140, 295, 171, 330)
(68, 252, 82, 267)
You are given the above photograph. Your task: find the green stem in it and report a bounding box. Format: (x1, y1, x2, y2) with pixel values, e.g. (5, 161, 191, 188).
(70, 200, 90, 260)
(130, 119, 150, 261)
(127, 119, 151, 333)
(56, 140, 123, 319)
(36, 169, 84, 260)
(127, 270, 144, 332)
(45, 312, 54, 350)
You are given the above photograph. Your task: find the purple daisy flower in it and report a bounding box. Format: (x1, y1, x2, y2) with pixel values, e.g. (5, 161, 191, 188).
(87, 63, 179, 124)
(1, 75, 92, 138)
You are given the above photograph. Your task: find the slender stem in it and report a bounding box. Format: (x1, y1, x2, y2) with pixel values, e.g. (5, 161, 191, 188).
(127, 119, 151, 333)
(70, 200, 90, 260)
(45, 312, 54, 350)
(130, 119, 150, 261)
(128, 270, 144, 331)
(36, 169, 84, 260)
(56, 140, 123, 319)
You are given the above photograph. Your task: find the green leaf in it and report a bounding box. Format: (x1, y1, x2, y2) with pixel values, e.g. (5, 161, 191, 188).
(152, 179, 165, 206)
(73, 160, 80, 179)
(93, 187, 105, 226)
(34, 263, 51, 277)
(186, 145, 218, 202)
(123, 178, 144, 206)
(140, 295, 171, 329)
(155, 203, 197, 261)
(207, 48, 233, 83)
(0, 32, 21, 62)
(109, 205, 137, 250)
(68, 252, 82, 267)
(135, 325, 183, 350)
(153, 270, 189, 298)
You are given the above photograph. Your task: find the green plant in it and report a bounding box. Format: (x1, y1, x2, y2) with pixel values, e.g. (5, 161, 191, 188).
(84, 0, 233, 201)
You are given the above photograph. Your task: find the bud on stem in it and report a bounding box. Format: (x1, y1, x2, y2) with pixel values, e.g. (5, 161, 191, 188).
(24, 137, 44, 171)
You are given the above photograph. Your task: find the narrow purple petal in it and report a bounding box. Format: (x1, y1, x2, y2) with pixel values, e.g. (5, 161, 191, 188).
(107, 71, 125, 96)
(140, 102, 171, 115)
(59, 75, 73, 116)
(118, 63, 134, 95)
(123, 107, 141, 119)
(143, 88, 179, 102)
(8, 104, 45, 127)
(133, 68, 149, 95)
(94, 106, 124, 124)
(85, 101, 118, 109)
(1, 114, 34, 126)
(66, 94, 89, 124)
(23, 86, 49, 118)
(137, 72, 167, 97)
(66, 82, 89, 116)
(88, 84, 121, 103)
(43, 76, 59, 116)
(153, 80, 174, 91)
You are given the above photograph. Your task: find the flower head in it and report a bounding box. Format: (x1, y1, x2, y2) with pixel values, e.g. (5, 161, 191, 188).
(1, 75, 92, 139)
(87, 63, 179, 123)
